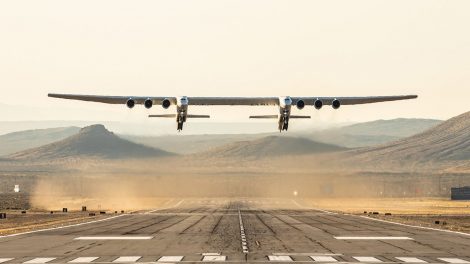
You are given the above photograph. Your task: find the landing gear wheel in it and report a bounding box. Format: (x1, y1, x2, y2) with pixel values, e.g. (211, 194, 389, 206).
(177, 122, 184, 131)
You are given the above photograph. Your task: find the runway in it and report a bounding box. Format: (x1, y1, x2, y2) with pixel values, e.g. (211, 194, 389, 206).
(0, 199, 469, 263)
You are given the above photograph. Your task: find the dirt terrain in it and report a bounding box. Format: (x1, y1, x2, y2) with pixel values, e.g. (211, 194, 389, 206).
(303, 198, 470, 233)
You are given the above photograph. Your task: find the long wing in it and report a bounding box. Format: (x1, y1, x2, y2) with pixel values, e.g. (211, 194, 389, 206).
(48, 93, 417, 106)
(48, 94, 170, 104)
(291, 95, 418, 105)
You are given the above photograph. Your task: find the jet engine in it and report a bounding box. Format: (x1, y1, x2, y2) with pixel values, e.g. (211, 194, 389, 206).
(126, 98, 135, 109)
(314, 99, 323, 110)
(162, 98, 171, 109)
(144, 98, 153, 109)
(332, 99, 341, 109)
(296, 99, 305, 110)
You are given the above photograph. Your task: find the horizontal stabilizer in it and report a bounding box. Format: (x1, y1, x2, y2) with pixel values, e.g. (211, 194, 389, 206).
(290, 115, 311, 119)
(250, 115, 278, 119)
(149, 114, 176, 118)
(187, 115, 210, 118)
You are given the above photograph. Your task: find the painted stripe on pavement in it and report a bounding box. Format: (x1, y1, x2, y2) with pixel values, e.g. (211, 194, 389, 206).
(438, 258, 470, 264)
(68, 257, 99, 263)
(353, 257, 383, 263)
(335, 237, 412, 240)
(75, 236, 153, 240)
(311, 256, 338, 262)
(113, 256, 141, 263)
(396, 257, 427, 263)
(268, 255, 293, 262)
(157, 256, 184, 262)
(24, 258, 56, 264)
(202, 256, 226, 262)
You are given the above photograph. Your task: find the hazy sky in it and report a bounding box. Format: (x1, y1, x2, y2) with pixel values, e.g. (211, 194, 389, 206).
(0, 0, 469, 130)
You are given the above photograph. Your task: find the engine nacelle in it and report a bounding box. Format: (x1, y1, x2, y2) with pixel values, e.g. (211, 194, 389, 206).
(296, 99, 305, 110)
(162, 98, 171, 109)
(332, 99, 341, 109)
(144, 98, 153, 109)
(126, 98, 135, 109)
(314, 99, 323, 110)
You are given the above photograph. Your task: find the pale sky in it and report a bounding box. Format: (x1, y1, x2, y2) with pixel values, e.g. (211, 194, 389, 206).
(0, 0, 469, 133)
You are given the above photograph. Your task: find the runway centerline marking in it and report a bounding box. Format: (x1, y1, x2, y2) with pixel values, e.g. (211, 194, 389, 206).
(238, 209, 249, 254)
(396, 257, 427, 263)
(68, 257, 99, 263)
(112, 256, 141, 263)
(335, 237, 413, 240)
(74, 236, 153, 240)
(23, 258, 56, 264)
(438, 258, 470, 264)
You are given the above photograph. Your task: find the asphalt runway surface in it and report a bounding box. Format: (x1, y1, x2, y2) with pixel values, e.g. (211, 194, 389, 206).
(0, 199, 469, 263)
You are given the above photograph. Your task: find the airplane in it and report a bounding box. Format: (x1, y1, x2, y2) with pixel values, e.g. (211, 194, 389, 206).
(48, 93, 417, 132)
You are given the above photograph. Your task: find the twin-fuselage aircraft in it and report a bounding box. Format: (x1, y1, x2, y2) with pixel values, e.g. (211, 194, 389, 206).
(48, 94, 417, 131)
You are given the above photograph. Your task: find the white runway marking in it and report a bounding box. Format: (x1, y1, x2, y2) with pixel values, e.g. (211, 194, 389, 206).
(311, 256, 338, 262)
(360, 216, 470, 237)
(74, 236, 153, 240)
(396, 257, 427, 263)
(238, 209, 249, 254)
(0, 215, 125, 239)
(68, 257, 99, 263)
(268, 255, 293, 262)
(24, 258, 56, 264)
(112, 256, 141, 263)
(438, 258, 470, 264)
(0, 259, 13, 264)
(335, 237, 413, 240)
(353, 257, 383, 263)
(202, 256, 226, 262)
(157, 256, 184, 262)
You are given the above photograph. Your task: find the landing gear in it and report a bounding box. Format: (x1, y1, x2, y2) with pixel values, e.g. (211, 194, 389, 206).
(278, 115, 289, 132)
(177, 122, 184, 131)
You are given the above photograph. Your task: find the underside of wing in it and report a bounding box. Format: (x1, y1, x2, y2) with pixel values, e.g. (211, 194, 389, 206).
(187, 97, 279, 106)
(48, 93, 169, 104)
(293, 95, 418, 105)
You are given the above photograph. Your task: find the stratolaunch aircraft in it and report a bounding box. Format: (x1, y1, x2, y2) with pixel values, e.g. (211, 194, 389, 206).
(48, 93, 417, 132)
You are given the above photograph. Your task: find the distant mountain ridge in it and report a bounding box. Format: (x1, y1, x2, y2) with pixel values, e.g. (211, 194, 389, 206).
(199, 136, 346, 159)
(10, 125, 173, 160)
(0, 127, 81, 156)
(350, 111, 470, 163)
(301, 118, 442, 148)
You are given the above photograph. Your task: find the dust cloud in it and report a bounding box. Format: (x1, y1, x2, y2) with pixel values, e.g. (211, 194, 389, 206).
(27, 155, 470, 211)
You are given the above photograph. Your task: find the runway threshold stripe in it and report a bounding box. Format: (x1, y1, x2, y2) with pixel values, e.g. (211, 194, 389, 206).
(438, 258, 470, 264)
(396, 257, 427, 263)
(69, 257, 99, 263)
(157, 256, 184, 262)
(202, 256, 226, 262)
(23, 258, 56, 264)
(335, 237, 413, 240)
(311, 256, 338, 262)
(74, 237, 153, 240)
(0, 259, 13, 264)
(353, 257, 383, 263)
(268, 256, 293, 262)
(113, 256, 141, 263)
